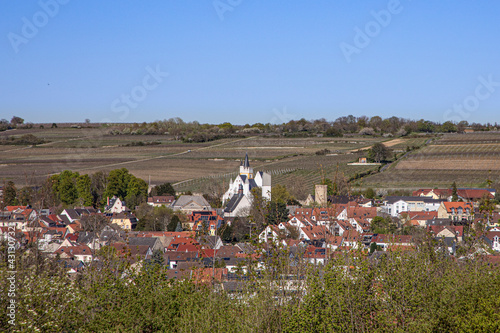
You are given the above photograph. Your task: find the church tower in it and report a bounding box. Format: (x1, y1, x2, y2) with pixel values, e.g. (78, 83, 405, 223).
(239, 153, 253, 179)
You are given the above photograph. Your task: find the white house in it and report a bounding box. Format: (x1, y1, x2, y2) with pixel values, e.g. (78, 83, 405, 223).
(381, 196, 444, 217)
(105, 196, 127, 213)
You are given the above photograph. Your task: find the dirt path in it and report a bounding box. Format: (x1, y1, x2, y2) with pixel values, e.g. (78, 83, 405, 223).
(349, 138, 405, 152)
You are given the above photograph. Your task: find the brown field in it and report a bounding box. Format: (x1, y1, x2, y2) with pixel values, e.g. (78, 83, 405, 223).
(0, 127, 389, 190)
(361, 132, 500, 188)
(5, 127, 496, 193)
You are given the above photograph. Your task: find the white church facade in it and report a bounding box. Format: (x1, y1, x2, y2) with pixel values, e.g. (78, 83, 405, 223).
(223, 153, 271, 217)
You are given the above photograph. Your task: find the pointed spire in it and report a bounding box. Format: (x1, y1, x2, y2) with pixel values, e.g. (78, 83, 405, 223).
(244, 152, 250, 168)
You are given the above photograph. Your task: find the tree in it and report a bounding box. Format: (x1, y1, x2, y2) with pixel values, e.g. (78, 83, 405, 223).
(219, 223, 233, 243)
(135, 203, 174, 231)
(368, 142, 390, 163)
(451, 181, 458, 202)
(18, 186, 33, 206)
(365, 188, 376, 199)
(267, 202, 289, 225)
(125, 176, 148, 208)
(76, 174, 93, 207)
(270, 184, 292, 204)
(151, 249, 164, 266)
(167, 215, 180, 232)
(370, 216, 396, 234)
(104, 168, 131, 200)
(91, 171, 108, 207)
(150, 182, 176, 197)
(3, 181, 18, 206)
(10, 116, 24, 125)
(80, 214, 109, 233)
(441, 121, 457, 133)
(58, 170, 79, 205)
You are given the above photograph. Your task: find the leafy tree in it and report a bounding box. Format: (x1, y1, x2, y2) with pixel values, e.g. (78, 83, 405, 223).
(150, 182, 176, 197)
(451, 181, 458, 201)
(441, 121, 458, 133)
(370, 216, 396, 234)
(90, 171, 108, 207)
(368, 142, 391, 163)
(76, 174, 93, 206)
(365, 188, 376, 199)
(3, 181, 18, 206)
(125, 176, 148, 208)
(151, 249, 164, 266)
(267, 201, 289, 225)
(270, 184, 292, 204)
(218, 223, 233, 243)
(167, 215, 180, 232)
(18, 186, 33, 206)
(58, 170, 79, 205)
(104, 168, 131, 200)
(10, 116, 24, 125)
(135, 203, 174, 231)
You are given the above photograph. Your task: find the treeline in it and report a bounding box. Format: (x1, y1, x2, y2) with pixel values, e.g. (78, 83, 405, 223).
(107, 116, 499, 142)
(1, 240, 499, 332)
(0, 116, 33, 132)
(2, 168, 150, 210)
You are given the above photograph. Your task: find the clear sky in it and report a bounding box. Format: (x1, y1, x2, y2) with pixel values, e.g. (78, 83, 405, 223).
(1, 0, 499, 125)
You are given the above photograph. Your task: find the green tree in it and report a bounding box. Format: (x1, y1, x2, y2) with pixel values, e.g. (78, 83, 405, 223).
(219, 223, 233, 243)
(368, 142, 390, 163)
(441, 121, 458, 133)
(58, 170, 79, 205)
(365, 187, 376, 199)
(125, 176, 148, 208)
(167, 215, 180, 232)
(104, 168, 131, 200)
(151, 249, 164, 266)
(451, 181, 458, 201)
(267, 201, 289, 225)
(3, 181, 18, 206)
(270, 184, 292, 204)
(370, 216, 396, 234)
(150, 182, 176, 197)
(76, 174, 93, 206)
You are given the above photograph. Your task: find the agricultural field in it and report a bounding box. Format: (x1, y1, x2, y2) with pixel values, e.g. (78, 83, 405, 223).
(362, 132, 500, 189)
(7, 126, 493, 195)
(0, 126, 392, 195)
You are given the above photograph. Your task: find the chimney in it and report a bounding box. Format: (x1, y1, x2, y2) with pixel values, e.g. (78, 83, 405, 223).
(107, 197, 110, 206)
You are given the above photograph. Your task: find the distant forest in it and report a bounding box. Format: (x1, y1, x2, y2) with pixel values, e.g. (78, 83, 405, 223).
(1, 115, 498, 143)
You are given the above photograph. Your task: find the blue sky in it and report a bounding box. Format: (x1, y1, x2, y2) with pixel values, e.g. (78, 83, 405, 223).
(1, 0, 499, 125)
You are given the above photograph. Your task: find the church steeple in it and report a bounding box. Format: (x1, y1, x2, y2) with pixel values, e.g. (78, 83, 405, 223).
(239, 153, 253, 179)
(243, 152, 250, 167)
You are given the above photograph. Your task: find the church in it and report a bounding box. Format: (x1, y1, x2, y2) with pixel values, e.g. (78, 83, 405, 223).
(223, 153, 271, 217)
